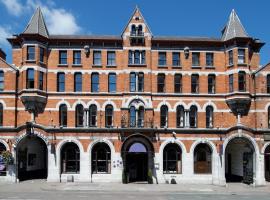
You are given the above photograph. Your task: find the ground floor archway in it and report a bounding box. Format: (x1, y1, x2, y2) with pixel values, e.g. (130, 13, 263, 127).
(121, 135, 154, 183)
(265, 145, 270, 182)
(17, 135, 48, 181)
(225, 137, 255, 184)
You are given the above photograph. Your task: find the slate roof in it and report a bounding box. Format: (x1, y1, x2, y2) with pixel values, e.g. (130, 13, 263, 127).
(221, 9, 249, 41)
(23, 7, 49, 38)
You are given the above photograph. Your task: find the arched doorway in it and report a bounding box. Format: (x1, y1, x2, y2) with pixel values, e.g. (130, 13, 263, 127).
(265, 145, 270, 182)
(17, 135, 48, 181)
(225, 137, 255, 184)
(121, 135, 154, 183)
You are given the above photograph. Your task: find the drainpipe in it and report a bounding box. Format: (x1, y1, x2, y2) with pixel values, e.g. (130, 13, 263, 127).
(15, 69, 19, 128)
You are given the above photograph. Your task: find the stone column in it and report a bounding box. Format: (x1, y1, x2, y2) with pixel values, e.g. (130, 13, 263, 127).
(80, 150, 91, 182)
(47, 144, 60, 182)
(255, 153, 266, 186)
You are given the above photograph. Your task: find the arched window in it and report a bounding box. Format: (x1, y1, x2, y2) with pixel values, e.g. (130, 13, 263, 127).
(26, 68, 35, 89)
(129, 106, 136, 127)
(61, 142, 80, 173)
(105, 105, 113, 127)
(176, 105, 185, 128)
(92, 143, 111, 174)
(89, 105, 97, 127)
(138, 107, 144, 127)
(190, 106, 197, 128)
(238, 71, 246, 92)
(206, 106, 214, 128)
(208, 74, 215, 94)
(160, 105, 168, 128)
(268, 106, 270, 129)
(75, 104, 84, 127)
(267, 75, 270, 94)
(138, 25, 143, 35)
(131, 25, 136, 35)
(59, 104, 67, 127)
(74, 72, 82, 92)
(194, 144, 212, 174)
(163, 143, 182, 174)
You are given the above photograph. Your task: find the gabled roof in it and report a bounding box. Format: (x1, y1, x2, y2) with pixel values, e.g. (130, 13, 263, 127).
(23, 7, 49, 38)
(221, 9, 249, 41)
(254, 62, 270, 75)
(121, 6, 152, 37)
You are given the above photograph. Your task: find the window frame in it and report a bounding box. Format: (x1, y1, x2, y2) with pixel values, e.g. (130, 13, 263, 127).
(160, 105, 168, 128)
(39, 47, 45, 63)
(59, 50, 67, 65)
(191, 74, 199, 93)
(208, 74, 215, 94)
(192, 52, 200, 66)
(59, 104, 67, 127)
(61, 143, 80, 174)
(73, 50, 81, 65)
(74, 72, 82, 92)
(206, 106, 214, 128)
(163, 144, 182, 174)
(38, 71, 44, 90)
(75, 104, 84, 127)
(189, 106, 198, 128)
(26, 68, 35, 89)
(176, 105, 185, 128)
(238, 71, 246, 92)
(229, 74, 234, 93)
(108, 73, 116, 93)
(27, 46, 35, 61)
(0, 71, 4, 91)
(89, 105, 97, 127)
(57, 72, 65, 92)
(91, 73, 99, 92)
(158, 52, 167, 66)
(206, 52, 214, 66)
(172, 52, 180, 67)
(238, 49, 245, 64)
(107, 51, 116, 66)
(92, 143, 111, 174)
(105, 105, 113, 128)
(157, 74, 165, 93)
(228, 50, 233, 66)
(174, 74, 182, 93)
(267, 75, 270, 94)
(93, 51, 102, 66)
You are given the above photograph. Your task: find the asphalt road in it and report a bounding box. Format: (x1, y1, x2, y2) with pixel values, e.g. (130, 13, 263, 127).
(0, 180, 270, 200)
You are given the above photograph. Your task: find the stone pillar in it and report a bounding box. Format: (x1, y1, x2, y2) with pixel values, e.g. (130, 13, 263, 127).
(184, 152, 193, 177)
(212, 153, 226, 185)
(255, 153, 266, 186)
(47, 144, 60, 182)
(80, 151, 91, 182)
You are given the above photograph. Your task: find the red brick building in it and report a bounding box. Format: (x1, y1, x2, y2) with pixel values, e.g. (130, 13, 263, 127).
(0, 7, 270, 185)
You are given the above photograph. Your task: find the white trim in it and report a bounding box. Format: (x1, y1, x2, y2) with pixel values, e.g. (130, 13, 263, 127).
(155, 101, 173, 112)
(101, 100, 119, 111)
(20, 65, 47, 73)
(0, 139, 10, 151)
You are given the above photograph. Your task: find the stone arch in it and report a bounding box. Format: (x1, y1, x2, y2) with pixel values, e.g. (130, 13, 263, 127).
(121, 133, 154, 153)
(71, 100, 87, 111)
(262, 142, 270, 154)
(155, 101, 172, 112)
(86, 100, 101, 111)
(173, 102, 188, 112)
(101, 100, 119, 111)
(187, 102, 202, 112)
(159, 138, 187, 154)
(202, 101, 218, 112)
(14, 131, 49, 148)
(87, 138, 115, 154)
(56, 100, 72, 110)
(0, 139, 9, 151)
(123, 96, 151, 109)
(0, 100, 6, 109)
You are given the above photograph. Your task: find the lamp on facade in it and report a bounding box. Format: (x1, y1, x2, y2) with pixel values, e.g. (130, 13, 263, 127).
(184, 47, 190, 59)
(84, 45, 90, 56)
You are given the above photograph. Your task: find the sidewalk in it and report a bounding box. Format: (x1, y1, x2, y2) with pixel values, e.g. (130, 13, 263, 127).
(40, 181, 270, 194)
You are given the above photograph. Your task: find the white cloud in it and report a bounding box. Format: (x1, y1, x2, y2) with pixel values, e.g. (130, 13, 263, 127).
(0, 26, 12, 47)
(0, 0, 23, 16)
(27, 0, 82, 35)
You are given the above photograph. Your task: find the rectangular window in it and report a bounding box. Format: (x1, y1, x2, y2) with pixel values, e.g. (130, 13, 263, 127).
(59, 50, 67, 65)
(93, 51, 101, 65)
(91, 73, 99, 92)
(27, 46, 35, 61)
(138, 73, 144, 92)
(267, 75, 270, 94)
(130, 73, 136, 92)
(40, 47, 44, 63)
(128, 51, 133, 64)
(238, 72, 246, 92)
(206, 53, 214, 66)
(128, 51, 145, 65)
(238, 49, 245, 64)
(191, 74, 199, 93)
(157, 74, 165, 93)
(0, 71, 4, 91)
(172, 52, 180, 66)
(108, 73, 116, 93)
(228, 50, 233, 65)
(26, 69, 35, 89)
(174, 74, 182, 93)
(57, 73, 65, 92)
(229, 74, 234, 93)
(38, 72, 44, 90)
(107, 51, 116, 66)
(208, 75, 215, 94)
(73, 51, 81, 65)
(192, 52, 200, 66)
(141, 51, 145, 64)
(158, 52, 167, 66)
(74, 73, 82, 92)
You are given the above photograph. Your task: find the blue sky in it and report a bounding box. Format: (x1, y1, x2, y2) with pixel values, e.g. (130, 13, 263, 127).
(0, 0, 269, 65)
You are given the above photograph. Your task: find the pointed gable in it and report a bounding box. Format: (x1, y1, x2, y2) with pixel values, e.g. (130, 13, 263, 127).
(122, 6, 152, 37)
(222, 9, 249, 41)
(23, 7, 49, 38)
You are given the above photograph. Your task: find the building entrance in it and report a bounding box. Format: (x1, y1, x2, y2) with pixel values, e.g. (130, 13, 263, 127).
(17, 136, 47, 181)
(121, 135, 154, 183)
(225, 137, 254, 184)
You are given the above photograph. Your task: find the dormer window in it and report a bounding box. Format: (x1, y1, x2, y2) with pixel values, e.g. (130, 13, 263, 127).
(130, 24, 145, 45)
(131, 25, 136, 36)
